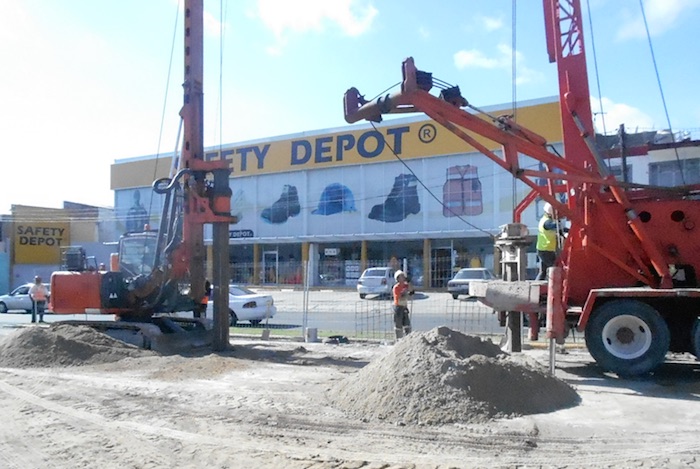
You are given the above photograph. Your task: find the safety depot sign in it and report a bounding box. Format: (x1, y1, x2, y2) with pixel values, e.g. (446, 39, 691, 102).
(14, 223, 69, 264)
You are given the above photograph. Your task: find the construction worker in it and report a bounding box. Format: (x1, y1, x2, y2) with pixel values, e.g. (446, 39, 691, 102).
(536, 202, 558, 281)
(29, 276, 49, 323)
(392, 270, 414, 340)
(196, 280, 212, 318)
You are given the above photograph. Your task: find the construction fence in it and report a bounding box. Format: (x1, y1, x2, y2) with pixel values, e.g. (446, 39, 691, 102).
(350, 296, 504, 342)
(247, 287, 585, 347)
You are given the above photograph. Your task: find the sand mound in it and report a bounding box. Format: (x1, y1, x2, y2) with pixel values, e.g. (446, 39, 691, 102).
(0, 324, 156, 368)
(329, 326, 580, 424)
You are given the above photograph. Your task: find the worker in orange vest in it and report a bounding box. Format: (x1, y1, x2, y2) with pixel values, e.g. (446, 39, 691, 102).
(29, 276, 49, 323)
(197, 280, 212, 318)
(392, 270, 414, 340)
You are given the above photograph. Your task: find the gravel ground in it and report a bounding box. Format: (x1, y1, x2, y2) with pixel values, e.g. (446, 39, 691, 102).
(0, 324, 699, 468)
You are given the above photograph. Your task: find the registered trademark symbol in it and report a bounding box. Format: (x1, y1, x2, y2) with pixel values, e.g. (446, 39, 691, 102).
(418, 124, 436, 143)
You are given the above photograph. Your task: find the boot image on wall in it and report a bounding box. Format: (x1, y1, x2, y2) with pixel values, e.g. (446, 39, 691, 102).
(442, 165, 483, 217)
(368, 173, 421, 223)
(231, 189, 249, 224)
(261, 184, 301, 224)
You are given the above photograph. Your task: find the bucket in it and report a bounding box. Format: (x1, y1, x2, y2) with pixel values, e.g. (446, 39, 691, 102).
(305, 327, 318, 343)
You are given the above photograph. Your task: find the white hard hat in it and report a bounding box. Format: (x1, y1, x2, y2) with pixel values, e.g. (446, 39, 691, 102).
(543, 202, 553, 216)
(394, 270, 405, 281)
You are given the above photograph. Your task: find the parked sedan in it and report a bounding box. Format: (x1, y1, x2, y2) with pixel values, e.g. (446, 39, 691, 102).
(205, 285, 276, 326)
(0, 283, 51, 313)
(447, 268, 495, 299)
(356, 267, 396, 299)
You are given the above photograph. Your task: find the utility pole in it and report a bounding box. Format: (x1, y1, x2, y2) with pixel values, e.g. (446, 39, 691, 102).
(618, 123, 628, 183)
(182, 0, 234, 351)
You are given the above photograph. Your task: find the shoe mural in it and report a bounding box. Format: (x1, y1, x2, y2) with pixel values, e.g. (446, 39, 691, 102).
(231, 189, 249, 224)
(261, 184, 301, 224)
(442, 164, 483, 217)
(368, 173, 421, 223)
(312, 183, 357, 216)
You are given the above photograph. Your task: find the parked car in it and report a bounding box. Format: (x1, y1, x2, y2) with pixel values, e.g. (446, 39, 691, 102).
(0, 283, 51, 313)
(447, 268, 495, 299)
(205, 285, 276, 326)
(356, 267, 396, 299)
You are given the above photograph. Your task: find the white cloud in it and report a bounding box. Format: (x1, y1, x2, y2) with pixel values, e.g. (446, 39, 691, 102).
(590, 97, 655, 134)
(617, 0, 699, 39)
(256, 0, 378, 45)
(203, 10, 226, 37)
(454, 49, 499, 69)
(479, 15, 503, 32)
(453, 44, 542, 85)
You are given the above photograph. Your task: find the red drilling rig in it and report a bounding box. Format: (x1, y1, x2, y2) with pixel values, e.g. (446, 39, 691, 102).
(49, 0, 234, 352)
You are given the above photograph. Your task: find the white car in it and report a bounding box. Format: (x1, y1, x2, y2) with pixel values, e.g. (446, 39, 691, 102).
(0, 283, 50, 314)
(447, 268, 495, 299)
(205, 285, 276, 326)
(356, 267, 396, 299)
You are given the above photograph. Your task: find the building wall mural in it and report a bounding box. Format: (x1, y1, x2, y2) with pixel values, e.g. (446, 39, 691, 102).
(187, 148, 554, 241)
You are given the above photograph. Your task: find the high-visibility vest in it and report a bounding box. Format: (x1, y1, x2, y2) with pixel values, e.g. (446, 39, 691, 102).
(393, 282, 409, 307)
(30, 284, 48, 302)
(536, 215, 557, 252)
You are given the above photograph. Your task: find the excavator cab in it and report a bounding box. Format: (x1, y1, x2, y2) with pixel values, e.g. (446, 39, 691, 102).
(118, 231, 158, 277)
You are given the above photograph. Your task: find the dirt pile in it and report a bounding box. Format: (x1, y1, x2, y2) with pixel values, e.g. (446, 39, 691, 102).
(0, 324, 156, 368)
(329, 326, 580, 424)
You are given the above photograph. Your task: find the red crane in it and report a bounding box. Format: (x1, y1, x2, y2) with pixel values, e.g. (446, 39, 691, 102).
(344, 0, 700, 375)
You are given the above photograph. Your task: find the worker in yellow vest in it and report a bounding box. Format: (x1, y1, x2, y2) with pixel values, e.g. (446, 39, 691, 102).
(536, 203, 558, 281)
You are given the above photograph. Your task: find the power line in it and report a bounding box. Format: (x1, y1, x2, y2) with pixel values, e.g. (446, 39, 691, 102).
(639, 0, 686, 185)
(149, 0, 182, 219)
(586, 0, 608, 136)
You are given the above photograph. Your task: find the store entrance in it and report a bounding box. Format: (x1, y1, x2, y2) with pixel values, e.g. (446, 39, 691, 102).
(262, 250, 279, 284)
(431, 246, 453, 288)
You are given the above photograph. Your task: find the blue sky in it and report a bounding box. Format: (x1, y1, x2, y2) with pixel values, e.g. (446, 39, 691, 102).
(2, 0, 698, 213)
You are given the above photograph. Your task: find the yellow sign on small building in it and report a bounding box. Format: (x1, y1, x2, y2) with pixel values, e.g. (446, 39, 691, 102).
(12, 206, 70, 264)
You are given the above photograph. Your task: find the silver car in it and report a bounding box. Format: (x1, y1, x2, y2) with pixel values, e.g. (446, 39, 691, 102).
(447, 268, 494, 299)
(0, 283, 48, 313)
(356, 267, 396, 299)
(205, 285, 276, 327)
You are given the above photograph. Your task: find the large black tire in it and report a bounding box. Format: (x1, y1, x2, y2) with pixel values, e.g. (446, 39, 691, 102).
(359, 294, 366, 299)
(585, 300, 670, 376)
(0, 302, 7, 314)
(229, 310, 238, 327)
(452, 294, 459, 300)
(691, 319, 700, 359)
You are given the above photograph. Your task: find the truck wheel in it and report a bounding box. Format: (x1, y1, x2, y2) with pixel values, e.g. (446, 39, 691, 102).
(691, 319, 700, 359)
(359, 294, 366, 299)
(452, 294, 459, 300)
(585, 300, 670, 376)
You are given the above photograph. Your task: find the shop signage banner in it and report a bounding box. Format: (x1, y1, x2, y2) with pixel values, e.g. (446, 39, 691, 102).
(14, 222, 69, 264)
(197, 101, 560, 178)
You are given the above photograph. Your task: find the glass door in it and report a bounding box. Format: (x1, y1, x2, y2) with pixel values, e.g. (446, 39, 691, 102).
(262, 250, 279, 284)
